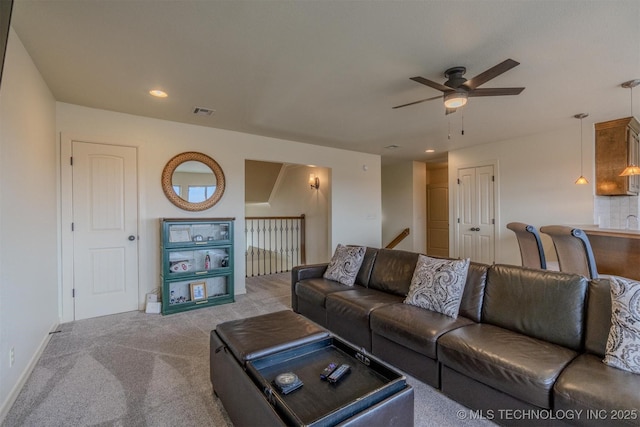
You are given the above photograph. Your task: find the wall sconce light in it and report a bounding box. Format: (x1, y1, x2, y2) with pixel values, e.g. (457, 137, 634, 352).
(309, 174, 320, 190)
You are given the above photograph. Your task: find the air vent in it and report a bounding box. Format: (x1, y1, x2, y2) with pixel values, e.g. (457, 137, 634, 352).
(193, 107, 215, 116)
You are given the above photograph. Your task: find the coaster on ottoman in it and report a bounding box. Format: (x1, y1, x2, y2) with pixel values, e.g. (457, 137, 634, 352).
(215, 310, 329, 364)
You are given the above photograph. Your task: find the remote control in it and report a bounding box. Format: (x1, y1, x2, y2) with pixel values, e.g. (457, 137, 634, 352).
(327, 364, 350, 383)
(320, 362, 338, 380)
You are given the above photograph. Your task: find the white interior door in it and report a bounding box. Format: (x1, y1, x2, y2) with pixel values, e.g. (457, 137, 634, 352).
(72, 141, 139, 320)
(457, 165, 495, 264)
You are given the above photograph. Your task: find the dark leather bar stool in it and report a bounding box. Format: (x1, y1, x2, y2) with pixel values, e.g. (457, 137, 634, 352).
(540, 225, 599, 279)
(506, 222, 547, 269)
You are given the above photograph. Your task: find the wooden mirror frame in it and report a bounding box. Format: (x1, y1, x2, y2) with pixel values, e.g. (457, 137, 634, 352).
(161, 152, 226, 211)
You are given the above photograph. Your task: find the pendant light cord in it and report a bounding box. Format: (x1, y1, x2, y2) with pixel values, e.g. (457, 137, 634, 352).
(580, 116, 584, 174)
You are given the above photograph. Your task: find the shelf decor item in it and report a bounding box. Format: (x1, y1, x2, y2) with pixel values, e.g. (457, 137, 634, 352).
(160, 217, 235, 314)
(169, 227, 191, 243)
(190, 281, 207, 301)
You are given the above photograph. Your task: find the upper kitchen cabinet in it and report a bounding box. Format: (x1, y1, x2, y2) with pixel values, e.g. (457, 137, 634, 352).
(595, 117, 640, 196)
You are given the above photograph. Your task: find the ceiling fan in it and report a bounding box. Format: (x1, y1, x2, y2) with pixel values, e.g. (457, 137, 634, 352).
(393, 59, 525, 114)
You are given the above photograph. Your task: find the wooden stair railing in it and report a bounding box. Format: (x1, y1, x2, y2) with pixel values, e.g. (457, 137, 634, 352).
(386, 228, 410, 249)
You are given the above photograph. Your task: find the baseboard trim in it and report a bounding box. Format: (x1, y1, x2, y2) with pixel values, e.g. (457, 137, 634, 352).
(0, 321, 59, 424)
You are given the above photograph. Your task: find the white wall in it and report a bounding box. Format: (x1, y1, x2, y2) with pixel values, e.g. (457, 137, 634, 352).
(245, 164, 329, 264)
(0, 29, 58, 419)
(449, 124, 595, 265)
(381, 161, 427, 253)
(57, 103, 382, 321)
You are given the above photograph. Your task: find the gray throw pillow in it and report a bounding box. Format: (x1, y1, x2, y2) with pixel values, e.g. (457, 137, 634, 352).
(404, 255, 470, 318)
(323, 244, 366, 286)
(603, 276, 640, 374)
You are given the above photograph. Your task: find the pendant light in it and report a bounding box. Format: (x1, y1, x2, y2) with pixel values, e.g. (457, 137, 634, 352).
(574, 113, 589, 185)
(619, 79, 640, 176)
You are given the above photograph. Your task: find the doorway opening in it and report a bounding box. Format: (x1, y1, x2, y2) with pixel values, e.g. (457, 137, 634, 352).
(244, 160, 329, 277)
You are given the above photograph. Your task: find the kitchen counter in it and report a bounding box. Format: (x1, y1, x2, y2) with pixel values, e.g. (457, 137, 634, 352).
(574, 225, 640, 280)
(576, 224, 640, 238)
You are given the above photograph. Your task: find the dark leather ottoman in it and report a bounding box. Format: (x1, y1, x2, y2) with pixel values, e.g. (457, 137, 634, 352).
(210, 310, 414, 426)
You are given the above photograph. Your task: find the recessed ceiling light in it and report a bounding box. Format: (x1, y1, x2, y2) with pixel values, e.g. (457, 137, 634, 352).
(425, 149, 435, 153)
(149, 89, 168, 98)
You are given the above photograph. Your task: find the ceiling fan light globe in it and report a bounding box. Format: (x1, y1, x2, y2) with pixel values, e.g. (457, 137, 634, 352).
(443, 92, 468, 109)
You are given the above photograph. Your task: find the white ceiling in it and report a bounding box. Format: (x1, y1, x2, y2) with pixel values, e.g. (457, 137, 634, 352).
(10, 1, 640, 164)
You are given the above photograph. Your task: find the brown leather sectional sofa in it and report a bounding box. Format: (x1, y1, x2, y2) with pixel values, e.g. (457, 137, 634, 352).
(291, 247, 640, 426)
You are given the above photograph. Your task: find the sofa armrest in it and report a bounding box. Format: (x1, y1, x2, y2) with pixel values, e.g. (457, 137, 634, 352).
(292, 263, 328, 281)
(291, 263, 328, 312)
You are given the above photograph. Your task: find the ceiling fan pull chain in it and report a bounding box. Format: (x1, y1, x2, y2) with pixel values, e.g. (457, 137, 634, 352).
(461, 113, 465, 136)
(448, 119, 451, 140)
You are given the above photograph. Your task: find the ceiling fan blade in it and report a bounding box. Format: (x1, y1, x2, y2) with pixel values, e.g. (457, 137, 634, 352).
(463, 59, 520, 90)
(410, 76, 451, 92)
(392, 94, 443, 109)
(445, 107, 457, 115)
(468, 87, 525, 97)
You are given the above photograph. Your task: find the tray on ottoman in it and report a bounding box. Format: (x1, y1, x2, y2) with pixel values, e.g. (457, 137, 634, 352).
(247, 335, 413, 426)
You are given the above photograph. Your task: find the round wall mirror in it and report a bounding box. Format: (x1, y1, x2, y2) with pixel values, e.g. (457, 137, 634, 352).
(161, 152, 226, 211)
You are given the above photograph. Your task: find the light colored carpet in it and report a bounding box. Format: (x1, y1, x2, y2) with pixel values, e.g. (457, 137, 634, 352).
(2, 273, 494, 426)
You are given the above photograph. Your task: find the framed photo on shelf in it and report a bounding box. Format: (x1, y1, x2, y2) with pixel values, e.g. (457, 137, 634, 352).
(190, 281, 207, 301)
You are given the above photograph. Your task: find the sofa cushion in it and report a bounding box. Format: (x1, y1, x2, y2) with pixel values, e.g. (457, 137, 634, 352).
(355, 246, 378, 287)
(585, 278, 613, 357)
(458, 262, 488, 323)
(323, 244, 366, 286)
(482, 264, 588, 351)
(603, 276, 640, 374)
(368, 249, 419, 296)
(295, 277, 352, 307)
(370, 303, 472, 359)
(326, 288, 403, 350)
(438, 323, 578, 409)
(404, 255, 470, 318)
(554, 353, 640, 426)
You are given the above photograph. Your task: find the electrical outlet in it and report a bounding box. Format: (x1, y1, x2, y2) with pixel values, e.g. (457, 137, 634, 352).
(9, 347, 15, 367)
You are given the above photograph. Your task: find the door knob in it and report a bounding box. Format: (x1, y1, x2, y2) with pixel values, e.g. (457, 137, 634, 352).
(128, 235, 136, 241)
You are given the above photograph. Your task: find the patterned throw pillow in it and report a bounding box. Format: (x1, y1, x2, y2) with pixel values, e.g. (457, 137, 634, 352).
(403, 255, 470, 318)
(603, 276, 640, 374)
(323, 244, 366, 286)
